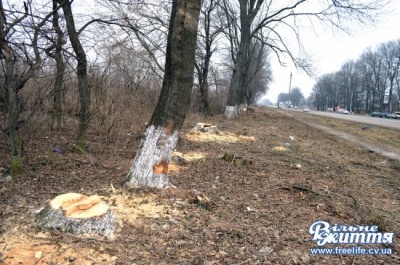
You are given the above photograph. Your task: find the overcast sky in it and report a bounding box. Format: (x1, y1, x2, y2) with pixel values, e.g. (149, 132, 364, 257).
(263, 1, 400, 104)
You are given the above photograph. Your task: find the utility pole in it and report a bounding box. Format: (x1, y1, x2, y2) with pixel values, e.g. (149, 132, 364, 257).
(288, 72, 292, 108)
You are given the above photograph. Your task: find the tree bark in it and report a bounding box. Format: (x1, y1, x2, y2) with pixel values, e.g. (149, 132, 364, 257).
(58, 0, 90, 152)
(195, 0, 219, 116)
(3, 57, 23, 174)
(50, 0, 65, 131)
(126, 0, 201, 188)
(199, 72, 210, 115)
(195, 57, 211, 115)
(224, 0, 251, 119)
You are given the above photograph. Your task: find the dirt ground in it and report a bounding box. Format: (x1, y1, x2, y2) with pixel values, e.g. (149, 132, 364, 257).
(1, 107, 399, 265)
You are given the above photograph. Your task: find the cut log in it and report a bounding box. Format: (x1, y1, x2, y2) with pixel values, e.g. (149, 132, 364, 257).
(37, 193, 117, 238)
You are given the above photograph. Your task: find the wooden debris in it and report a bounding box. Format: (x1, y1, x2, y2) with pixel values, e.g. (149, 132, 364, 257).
(192, 123, 219, 133)
(272, 146, 287, 151)
(34, 251, 43, 258)
(222, 152, 252, 166)
(222, 152, 236, 162)
(280, 185, 330, 199)
(171, 151, 188, 165)
(246, 107, 256, 112)
(189, 193, 215, 210)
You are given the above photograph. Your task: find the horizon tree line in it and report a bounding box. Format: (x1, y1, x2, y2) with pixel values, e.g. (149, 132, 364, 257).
(310, 39, 400, 114)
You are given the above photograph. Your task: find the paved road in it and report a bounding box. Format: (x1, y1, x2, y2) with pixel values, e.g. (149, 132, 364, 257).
(278, 108, 400, 130)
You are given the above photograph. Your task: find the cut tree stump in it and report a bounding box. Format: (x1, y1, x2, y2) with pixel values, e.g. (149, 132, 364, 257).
(192, 123, 219, 133)
(36, 193, 117, 238)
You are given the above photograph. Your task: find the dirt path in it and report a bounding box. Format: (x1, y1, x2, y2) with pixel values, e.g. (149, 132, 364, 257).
(281, 110, 400, 162)
(300, 121, 400, 161)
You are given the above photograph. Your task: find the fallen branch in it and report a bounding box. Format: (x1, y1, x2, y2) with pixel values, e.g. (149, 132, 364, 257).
(280, 184, 331, 199)
(227, 154, 236, 171)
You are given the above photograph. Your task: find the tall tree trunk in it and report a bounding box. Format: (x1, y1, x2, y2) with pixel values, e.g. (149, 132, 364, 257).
(51, 0, 65, 131)
(126, 0, 201, 188)
(396, 78, 400, 111)
(200, 54, 211, 115)
(195, 57, 211, 115)
(372, 89, 375, 112)
(224, 0, 251, 119)
(366, 85, 370, 113)
(3, 57, 23, 174)
(58, 0, 90, 152)
(195, 0, 218, 116)
(388, 77, 395, 113)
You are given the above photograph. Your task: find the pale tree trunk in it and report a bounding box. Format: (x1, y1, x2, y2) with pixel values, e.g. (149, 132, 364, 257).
(126, 0, 201, 188)
(58, 0, 90, 152)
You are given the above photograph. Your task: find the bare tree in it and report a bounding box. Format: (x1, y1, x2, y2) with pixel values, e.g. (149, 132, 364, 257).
(363, 47, 386, 112)
(1, 0, 60, 174)
(56, 0, 90, 152)
(126, 0, 201, 188)
(380, 40, 400, 113)
(45, 0, 65, 131)
(359, 49, 375, 113)
(194, 0, 221, 115)
(312, 39, 400, 114)
(243, 40, 272, 105)
(222, 0, 389, 119)
(288, 87, 304, 107)
(95, 0, 170, 78)
(222, 0, 252, 119)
